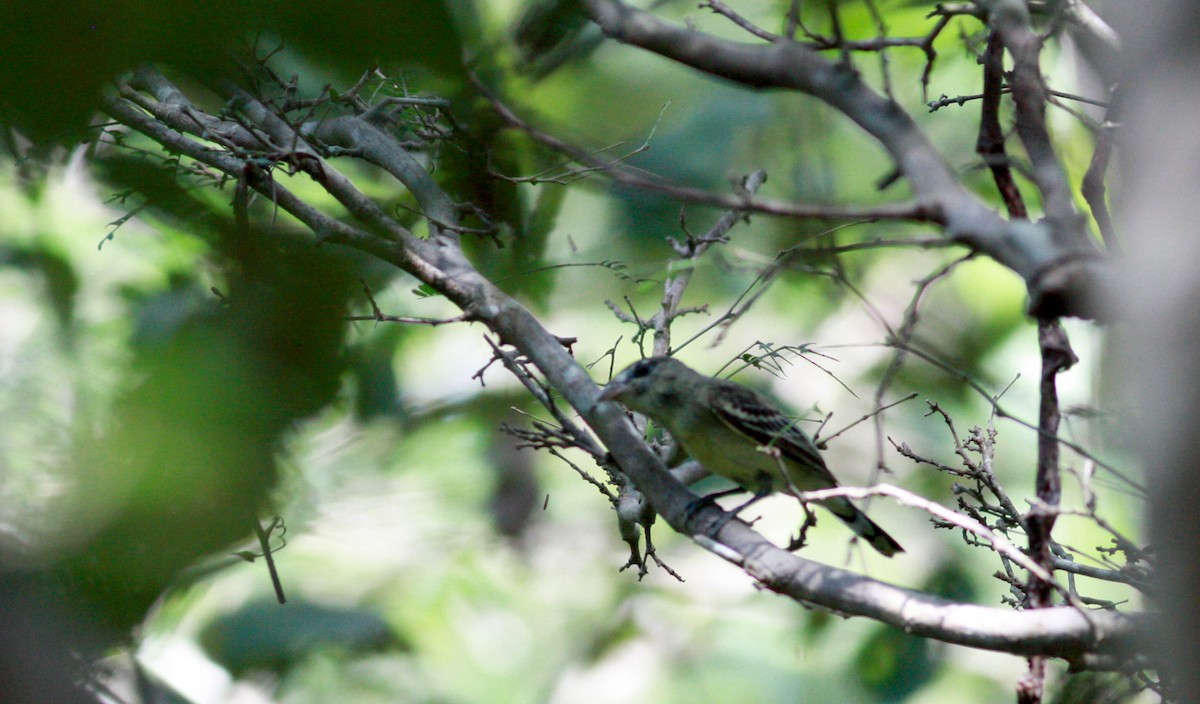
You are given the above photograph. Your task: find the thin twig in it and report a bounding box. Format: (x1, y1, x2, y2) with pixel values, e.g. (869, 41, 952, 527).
(253, 517, 287, 604)
(794, 484, 1085, 612)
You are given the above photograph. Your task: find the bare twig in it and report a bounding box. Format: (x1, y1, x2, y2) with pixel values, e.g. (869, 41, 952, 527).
(820, 392, 918, 448)
(977, 31, 1029, 219)
(478, 78, 933, 224)
(103, 58, 1142, 666)
(1080, 88, 1121, 254)
(884, 339, 1144, 495)
(252, 516, 287, 605)
(793, 484, 1079, 608)
(581, 0, 1108, 320)
(700, 0, 779, 42)
(648, 170, 767, 354)
(349, 279, 468, 326)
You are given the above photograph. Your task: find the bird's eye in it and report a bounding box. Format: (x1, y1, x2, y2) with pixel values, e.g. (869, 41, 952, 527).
(630, 361, 653, 378)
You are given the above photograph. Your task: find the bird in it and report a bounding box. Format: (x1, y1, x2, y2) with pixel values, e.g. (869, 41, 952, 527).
(597, 356, 903, 557)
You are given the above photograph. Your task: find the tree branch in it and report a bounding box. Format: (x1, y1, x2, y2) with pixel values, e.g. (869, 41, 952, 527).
(985, 0, 1078, 226)
(479, 80, 930, 223)
(102, 67, 1142, 668)
(977, 31, 1029, 219)
(580, 0, 1108, 319)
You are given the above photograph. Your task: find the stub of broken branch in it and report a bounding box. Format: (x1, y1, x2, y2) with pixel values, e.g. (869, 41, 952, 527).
(1027, 253, 1111, 321)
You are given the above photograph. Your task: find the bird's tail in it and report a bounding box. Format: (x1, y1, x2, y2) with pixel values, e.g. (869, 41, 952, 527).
(822, 497, 904, 557)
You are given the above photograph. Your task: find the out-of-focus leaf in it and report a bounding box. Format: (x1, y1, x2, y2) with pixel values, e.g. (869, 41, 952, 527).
(92, 156, 225, 244)
(852, 560, 974, 700)
(580, 605, 640, 662)
(922, 558, 978, 604)
(616, 87, 773, 248)
(199, 598, 406, 676)
(51, 164, 369, 632)
(0, 2, 242, 146)
(1049, 672, 1140, 704)
(513, 0, 586, 63)
(132, 664, 199, 704)
(445, 98, 564, 307)
(513, 0, 605, 79)
(800, 604, 834, 643)
(521, 181, 566, 268)
(0, 244, 79, 333)
(440, 95, 527, 238)
(852, 619, 937, 702)
(348, 324, 405, 421)
(490, 181, 566, 309)
(262, 0, 468, 84)
(0, 1, 471, 149)
(477, 398, 542, 538)
(0, 575, 105, 704)
(121, 273, 210, 348)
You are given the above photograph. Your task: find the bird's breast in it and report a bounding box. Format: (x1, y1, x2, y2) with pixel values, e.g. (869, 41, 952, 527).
(674, 418, 784, 491)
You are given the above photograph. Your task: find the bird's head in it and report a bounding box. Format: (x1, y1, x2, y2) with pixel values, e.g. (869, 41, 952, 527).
(596, 356, 697, 416)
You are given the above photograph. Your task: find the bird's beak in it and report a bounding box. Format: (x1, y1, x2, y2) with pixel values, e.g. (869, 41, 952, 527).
(596, 381, 627, 403)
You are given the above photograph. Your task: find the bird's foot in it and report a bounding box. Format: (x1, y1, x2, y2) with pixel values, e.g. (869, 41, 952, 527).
(786, 502, 818, 552)
(683, 494, 722, 527)
(704, 510, 738, 539)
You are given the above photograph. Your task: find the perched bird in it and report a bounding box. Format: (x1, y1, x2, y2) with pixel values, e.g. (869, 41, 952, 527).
(598, 356, 903, 557)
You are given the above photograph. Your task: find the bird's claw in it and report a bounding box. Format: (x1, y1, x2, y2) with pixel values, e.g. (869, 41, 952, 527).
(683, 494, 717, 524)
(786, 533, 808, 551)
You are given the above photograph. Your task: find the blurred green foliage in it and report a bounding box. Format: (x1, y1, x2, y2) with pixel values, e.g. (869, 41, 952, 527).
(59, 159, 372, 632)
(0, 0, 467, 148)
(0, 241, 78, 332)
(0, 0, 1139, 702)
(201, 598, 406, 676)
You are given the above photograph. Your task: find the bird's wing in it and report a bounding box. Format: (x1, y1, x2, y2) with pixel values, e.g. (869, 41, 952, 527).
(707, 382, 839, 486)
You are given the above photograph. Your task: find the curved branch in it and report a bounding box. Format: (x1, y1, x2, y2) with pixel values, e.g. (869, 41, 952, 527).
(305, 115, 462, 244)
(584, 398, 1139, 664)
(102, 71, 1142, 666)
(580, 0, 1108, 319)
(419, 215, 1141, 668)
(480, 84, 931, 223)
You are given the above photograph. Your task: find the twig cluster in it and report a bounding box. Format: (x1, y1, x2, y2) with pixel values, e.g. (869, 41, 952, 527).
(91, 0, 1146, 691)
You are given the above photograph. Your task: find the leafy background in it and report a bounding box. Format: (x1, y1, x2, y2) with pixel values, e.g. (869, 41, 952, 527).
(0, 1, 1141, 702)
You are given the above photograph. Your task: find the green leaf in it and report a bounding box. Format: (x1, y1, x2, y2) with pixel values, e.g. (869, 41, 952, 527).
(0, 1, 473, 150)
(0, 244, 79, 333)
(200, 599, 406, 676)
(412, 283, 441, 298)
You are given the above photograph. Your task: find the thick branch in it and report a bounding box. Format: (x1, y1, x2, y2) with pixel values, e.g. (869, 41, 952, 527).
(103, 73, 1141, 666)
(1019, 319, 1077, 701)
(1028, 321, 1077, 606)
(581, 0, 1107, 319)
(985, 1, 1078, 225)
(304, 115, 461, 245)
(451, 238, 1139, 667)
